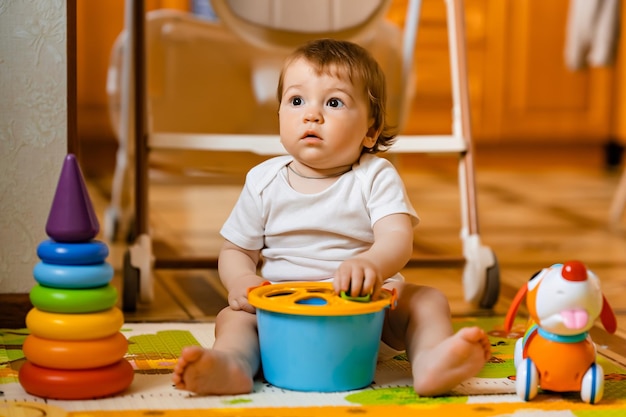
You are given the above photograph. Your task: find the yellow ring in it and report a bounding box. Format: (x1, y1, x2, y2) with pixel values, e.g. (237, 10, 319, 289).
(26, 308, 124, 340)
(23, 333, 128, 369)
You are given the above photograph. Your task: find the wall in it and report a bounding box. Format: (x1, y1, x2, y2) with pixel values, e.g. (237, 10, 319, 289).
(0, 1, 67, 293)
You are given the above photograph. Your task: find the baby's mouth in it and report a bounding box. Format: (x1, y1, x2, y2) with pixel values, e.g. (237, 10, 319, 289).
(302, 131, 321, 140)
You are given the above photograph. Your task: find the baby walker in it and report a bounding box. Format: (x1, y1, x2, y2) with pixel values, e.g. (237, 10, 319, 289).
(114, 0, 499, 311)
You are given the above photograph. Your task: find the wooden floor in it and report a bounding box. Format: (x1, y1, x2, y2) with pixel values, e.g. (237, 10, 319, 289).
(82, 142, 626, 361)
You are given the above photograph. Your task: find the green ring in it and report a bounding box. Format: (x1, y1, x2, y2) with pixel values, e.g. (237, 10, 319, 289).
(30, 284, 118, 313)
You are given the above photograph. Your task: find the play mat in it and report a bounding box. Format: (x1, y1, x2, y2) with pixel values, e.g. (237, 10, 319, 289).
(2, 317, 626, 417)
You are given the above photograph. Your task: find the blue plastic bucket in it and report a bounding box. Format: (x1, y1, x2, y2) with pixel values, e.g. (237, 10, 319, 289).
(248, 282, 395, 392)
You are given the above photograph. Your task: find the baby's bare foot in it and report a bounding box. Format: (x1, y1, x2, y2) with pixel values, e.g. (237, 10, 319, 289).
(412, 326, 491, 396)
(172, 346, 254, 395)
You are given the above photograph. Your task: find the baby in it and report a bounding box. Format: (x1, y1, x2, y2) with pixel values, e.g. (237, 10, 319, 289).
(172, 38, 491, 397)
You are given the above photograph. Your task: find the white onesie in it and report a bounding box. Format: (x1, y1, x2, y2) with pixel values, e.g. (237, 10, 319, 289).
(220, 153, 419, 282)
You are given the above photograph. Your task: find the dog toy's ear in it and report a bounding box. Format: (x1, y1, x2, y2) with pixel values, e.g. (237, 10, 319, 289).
(504, 284, 527, 332)
(600, 295, 617, 334)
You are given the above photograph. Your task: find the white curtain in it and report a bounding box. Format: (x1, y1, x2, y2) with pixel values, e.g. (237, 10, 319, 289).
(564, 0, 621, 70)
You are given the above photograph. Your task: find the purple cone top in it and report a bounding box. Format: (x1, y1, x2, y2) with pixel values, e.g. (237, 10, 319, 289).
(45, 154, 100, 242)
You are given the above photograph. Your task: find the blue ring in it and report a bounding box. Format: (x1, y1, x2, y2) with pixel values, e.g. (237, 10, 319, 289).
(37, 239, 108, 265)
(33, 261, 114, 288)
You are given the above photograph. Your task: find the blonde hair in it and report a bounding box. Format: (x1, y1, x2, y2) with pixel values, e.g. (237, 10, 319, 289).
(276, 38, 396, 153)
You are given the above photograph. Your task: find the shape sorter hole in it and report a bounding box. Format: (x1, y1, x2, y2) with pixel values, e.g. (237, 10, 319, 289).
(295, 297, 327, 306)
(266, 291, 294, 298)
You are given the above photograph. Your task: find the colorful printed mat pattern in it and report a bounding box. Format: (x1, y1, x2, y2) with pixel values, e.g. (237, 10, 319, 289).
(1, 317, 626, 416)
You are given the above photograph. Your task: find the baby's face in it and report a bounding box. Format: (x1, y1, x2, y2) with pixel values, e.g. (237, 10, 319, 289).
(278, 58, 375, 171)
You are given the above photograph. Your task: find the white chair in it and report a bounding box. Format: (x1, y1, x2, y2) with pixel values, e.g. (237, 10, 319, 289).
(110, 0, 499, 311)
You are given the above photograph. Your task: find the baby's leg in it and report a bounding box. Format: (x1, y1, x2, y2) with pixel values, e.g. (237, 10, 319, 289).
(172, 307, 259, 395)
(382, 283, 491, 397)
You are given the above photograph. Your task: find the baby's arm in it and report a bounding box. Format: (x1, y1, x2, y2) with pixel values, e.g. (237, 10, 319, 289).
(333, 213, 414, 299)
(218, 240, 265, 313)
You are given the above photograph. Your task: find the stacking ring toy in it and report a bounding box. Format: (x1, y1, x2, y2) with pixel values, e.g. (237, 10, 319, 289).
(33, 261, 113, 288)
(19, 359, 134, 400)
(37, 239, 108, 265)
(26, 307, 124, 340)
(23, 333, 128, 369)
(29, 284, 118, 313)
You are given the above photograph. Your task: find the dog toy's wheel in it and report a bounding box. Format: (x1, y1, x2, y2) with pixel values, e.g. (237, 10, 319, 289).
(516, 358, 539, 401)
(581, 363, 604, 404)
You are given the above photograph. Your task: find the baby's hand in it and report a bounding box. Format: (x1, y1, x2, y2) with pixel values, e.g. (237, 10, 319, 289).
(333, 258, 383, 300)
(228, 293, 256, 313)
(228, 286, 256, 314)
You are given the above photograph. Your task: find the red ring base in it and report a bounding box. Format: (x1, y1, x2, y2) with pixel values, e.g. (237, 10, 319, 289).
(19, 359, 134, 400)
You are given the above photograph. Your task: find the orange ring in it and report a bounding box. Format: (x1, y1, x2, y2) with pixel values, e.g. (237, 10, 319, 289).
(19, 360, 134, 400)
(23, 333, 128, 369)
(26, 307, 124, 340)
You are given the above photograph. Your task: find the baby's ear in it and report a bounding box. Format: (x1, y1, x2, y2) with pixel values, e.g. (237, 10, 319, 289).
(364, 126, 379, 148)
(363, 136, 376, 148)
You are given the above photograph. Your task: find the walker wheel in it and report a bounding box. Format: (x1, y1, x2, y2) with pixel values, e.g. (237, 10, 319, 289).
(479, 250, 500, 309)
(122, 249, 139, 312)
(462, 237, 500, 308)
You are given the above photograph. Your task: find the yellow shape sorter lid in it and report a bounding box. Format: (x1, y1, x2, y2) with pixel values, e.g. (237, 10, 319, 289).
(248, 282, 396, 316)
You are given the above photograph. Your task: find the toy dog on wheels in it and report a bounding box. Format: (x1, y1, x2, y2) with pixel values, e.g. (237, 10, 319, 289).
(504, 260, 617, 404)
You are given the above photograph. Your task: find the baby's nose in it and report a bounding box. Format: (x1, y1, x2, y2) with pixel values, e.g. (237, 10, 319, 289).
(305, 114, 319, 122)
(304, 108, 322, 123)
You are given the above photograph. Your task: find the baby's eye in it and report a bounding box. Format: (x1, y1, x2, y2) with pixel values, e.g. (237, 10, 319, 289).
(327, 98, 345, 108)
(290, 96, 304, 106)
